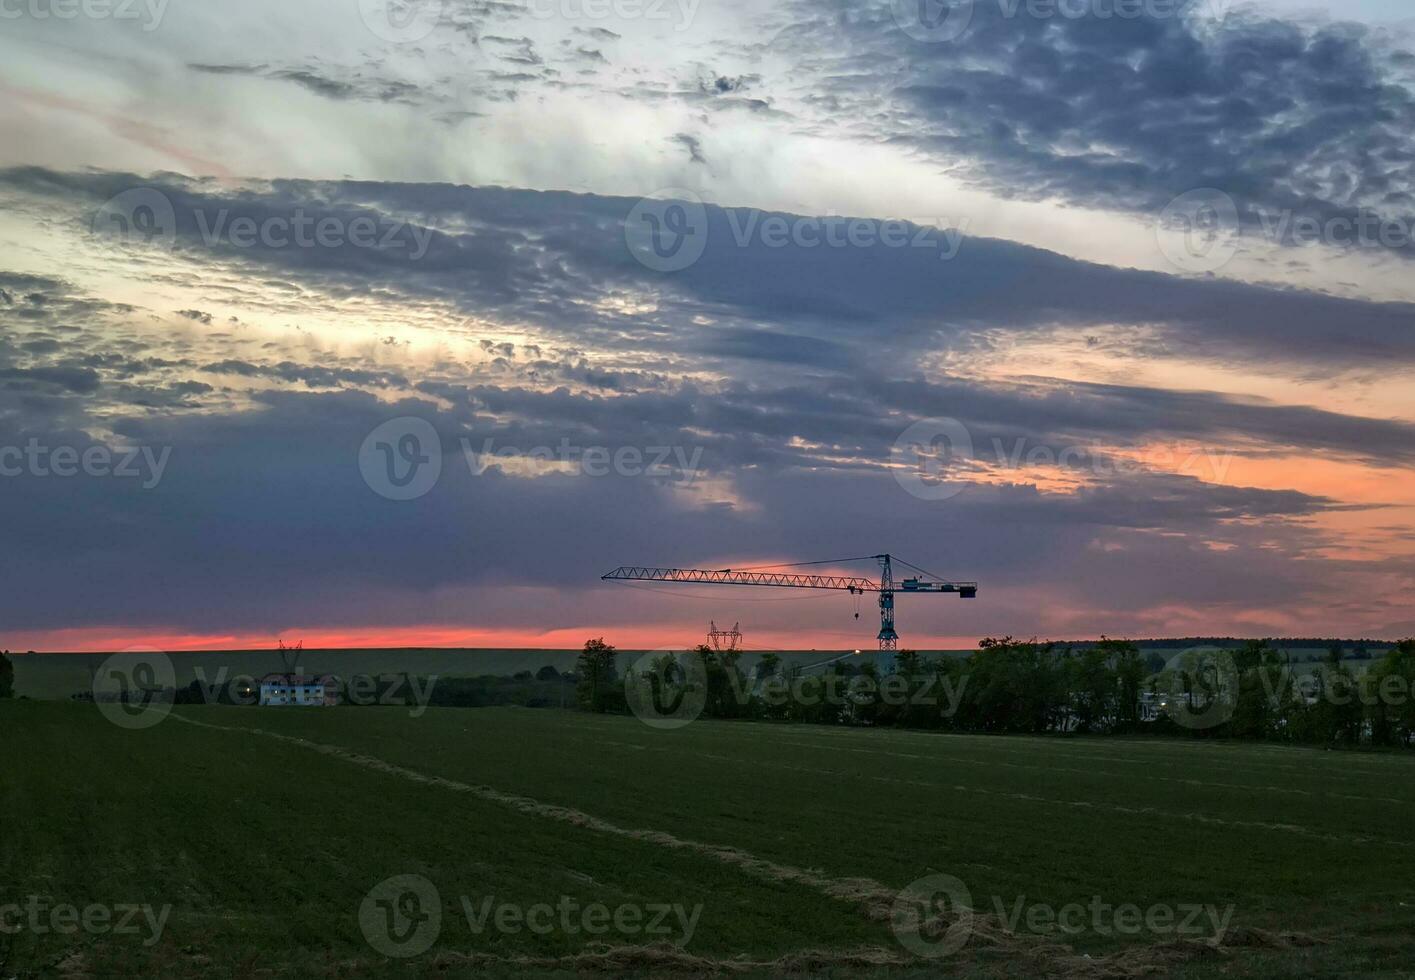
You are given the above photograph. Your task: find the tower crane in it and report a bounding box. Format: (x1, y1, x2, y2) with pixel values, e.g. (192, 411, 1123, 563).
(601, 554, 976, 652)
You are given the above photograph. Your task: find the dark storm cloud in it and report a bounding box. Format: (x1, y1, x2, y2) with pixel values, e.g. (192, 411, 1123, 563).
(789, 1, 1415, 255)
(8, 166, 1415, 373)
(5, 167, 1415, 464)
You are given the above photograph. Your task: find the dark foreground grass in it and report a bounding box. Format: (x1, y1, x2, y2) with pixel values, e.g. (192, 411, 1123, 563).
(3, 701, 1414, 978)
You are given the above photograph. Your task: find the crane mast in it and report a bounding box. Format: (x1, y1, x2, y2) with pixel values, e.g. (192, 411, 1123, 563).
(601, 554, 977, 652)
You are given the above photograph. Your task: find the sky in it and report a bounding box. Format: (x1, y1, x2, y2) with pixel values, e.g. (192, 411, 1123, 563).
(1, 0, 1414, 652)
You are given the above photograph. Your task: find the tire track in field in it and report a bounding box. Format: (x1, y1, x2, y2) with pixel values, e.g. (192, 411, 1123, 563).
(169, 714, 1319, 978)
(166, 715, 905, 917)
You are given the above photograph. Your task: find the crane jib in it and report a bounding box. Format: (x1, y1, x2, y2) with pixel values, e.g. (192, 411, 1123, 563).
(601, 566, 977, 594)
(600, 556, 978, 651)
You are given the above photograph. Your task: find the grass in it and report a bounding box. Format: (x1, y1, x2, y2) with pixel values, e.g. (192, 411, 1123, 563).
(3, 700, 1414, 978)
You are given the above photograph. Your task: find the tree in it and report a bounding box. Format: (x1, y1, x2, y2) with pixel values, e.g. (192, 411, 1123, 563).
(1229, 640, 1289, 740)
(690, 645, 747, 719)
(894, 649, 923, 677)
(535, 664, 561, 682)
(1105, 639, 1145, 728)
(1368, 639, 1415, 747)
(1306, 645, 1364, 747)
(969, 638, 1067, 734)
(0, 650, 13, 700)
(754, 653, 781, 682)
(575, 638, 618, 712)
(1067, 646, 1117, 734)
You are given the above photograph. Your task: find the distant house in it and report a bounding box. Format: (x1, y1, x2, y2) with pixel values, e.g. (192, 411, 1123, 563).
(259, 674, 339, 707)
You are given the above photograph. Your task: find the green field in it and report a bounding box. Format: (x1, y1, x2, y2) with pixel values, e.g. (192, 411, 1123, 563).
(4, 701, 1414, 978)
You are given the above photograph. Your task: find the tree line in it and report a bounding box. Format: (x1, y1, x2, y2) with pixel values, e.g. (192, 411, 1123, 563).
(575, 637, 1415, 748)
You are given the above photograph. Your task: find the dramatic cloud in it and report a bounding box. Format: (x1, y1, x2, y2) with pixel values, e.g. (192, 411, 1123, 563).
(790, 1, 1415, 257)
(1, 0, 1412, 648)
